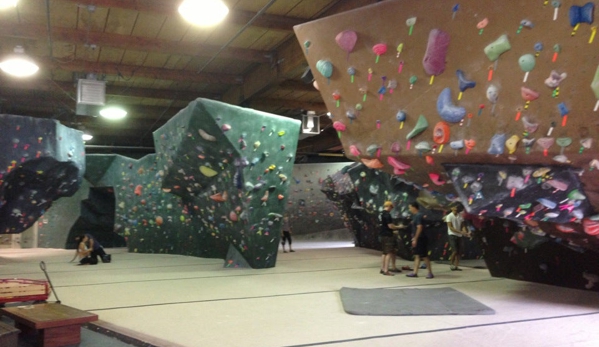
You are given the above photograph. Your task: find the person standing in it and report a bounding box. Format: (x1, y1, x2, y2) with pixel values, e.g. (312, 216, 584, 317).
(379, 201, 406, 276)
(406, 202, 434, 279)
(445, 204, 471, 271)
(281, 214, 294, 253)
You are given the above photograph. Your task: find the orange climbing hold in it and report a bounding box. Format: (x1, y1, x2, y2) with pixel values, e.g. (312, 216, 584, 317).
(361, 158, 384, 169)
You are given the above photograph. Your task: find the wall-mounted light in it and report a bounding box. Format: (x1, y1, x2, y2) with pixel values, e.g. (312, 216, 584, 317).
(178, 0, 229, 26)
(100, 106, 127, 120)
(0, 0, 18, 10)
(302, 111, 320, 135)
(82, 133, 93, 141)
(0, 46, 39, 77)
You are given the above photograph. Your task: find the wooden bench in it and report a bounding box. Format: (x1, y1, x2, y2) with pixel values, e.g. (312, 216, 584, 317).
(0, 303, 98, 347)
(0, 320, 20, 347)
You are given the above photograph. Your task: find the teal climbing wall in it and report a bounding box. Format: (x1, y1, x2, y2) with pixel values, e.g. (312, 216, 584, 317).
(0, 113, 85, 235)
(85, 99, 300, 268)
(287, 163, 350, 236)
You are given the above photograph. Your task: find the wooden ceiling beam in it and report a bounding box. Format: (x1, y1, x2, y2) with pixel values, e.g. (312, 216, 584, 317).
(222, 0, 376, 104)
(58, 0, 303, 31)
(0, 91, 325, 121)
(38, 57, 243, 85)
(0, 93, 180, 119)
(0, 78, 220, 101)
(278, 80, 318, 92)
(246, 98, 327, 114)
(0, 23, 272, 64)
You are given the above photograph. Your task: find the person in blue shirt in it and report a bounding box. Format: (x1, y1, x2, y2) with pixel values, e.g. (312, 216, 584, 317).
(406, 202, 434, 279)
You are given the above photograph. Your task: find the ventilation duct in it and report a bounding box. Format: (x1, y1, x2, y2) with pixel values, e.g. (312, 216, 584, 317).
(76, 78, 106, 116)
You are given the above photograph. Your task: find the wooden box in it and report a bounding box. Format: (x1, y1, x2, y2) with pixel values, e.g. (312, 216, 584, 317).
(0, 279, 49, 304)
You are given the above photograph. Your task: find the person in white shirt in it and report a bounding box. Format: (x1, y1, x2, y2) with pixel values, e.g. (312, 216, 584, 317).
(445, 204, 471, 271)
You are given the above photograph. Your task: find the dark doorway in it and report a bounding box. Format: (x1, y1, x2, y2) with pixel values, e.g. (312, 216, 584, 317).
(65, 187, 126, 249)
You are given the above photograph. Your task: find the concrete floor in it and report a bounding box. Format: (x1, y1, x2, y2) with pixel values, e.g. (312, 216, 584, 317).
(1, 241, 599, 347)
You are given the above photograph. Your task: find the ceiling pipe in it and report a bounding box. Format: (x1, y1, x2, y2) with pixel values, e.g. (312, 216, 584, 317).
(45, 0, 53, 58)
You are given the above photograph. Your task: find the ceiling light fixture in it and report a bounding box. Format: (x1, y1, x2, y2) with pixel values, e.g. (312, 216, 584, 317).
(305, 116, 315, 129)
(0, 46, 39, 77)
(99, 106, 127, 120)
(178, 0, 229, 26)
(0, 0, 18, 10)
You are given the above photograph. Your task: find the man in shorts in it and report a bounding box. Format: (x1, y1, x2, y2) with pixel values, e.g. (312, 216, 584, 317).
(445, 204, 471, 271)
(406, 202, 434, 279)
(379, 201, 406, 276)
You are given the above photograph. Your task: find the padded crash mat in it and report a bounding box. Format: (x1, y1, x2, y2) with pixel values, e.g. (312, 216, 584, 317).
(340, 287, 495, 316)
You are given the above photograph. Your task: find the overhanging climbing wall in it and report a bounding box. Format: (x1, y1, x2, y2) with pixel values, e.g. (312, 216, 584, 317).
(295, 0, 599, 290)
(322, 162, 482, 261)
(86, 99, 300, 269)
(0, 114, 84, 234)
(294, 0, 599, 227)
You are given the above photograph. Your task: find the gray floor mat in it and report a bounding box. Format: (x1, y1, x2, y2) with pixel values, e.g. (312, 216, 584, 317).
(340, 287, 495, 316)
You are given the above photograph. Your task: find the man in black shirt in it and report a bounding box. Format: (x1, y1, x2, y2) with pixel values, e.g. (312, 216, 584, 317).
(379, 201, 407, 276)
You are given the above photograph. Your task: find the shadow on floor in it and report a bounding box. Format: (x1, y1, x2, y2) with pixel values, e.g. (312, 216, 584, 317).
(434, 258, 487, 269)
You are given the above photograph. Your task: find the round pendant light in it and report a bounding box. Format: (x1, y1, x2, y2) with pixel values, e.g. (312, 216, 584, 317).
(0, 0, 18, 10)
(100, 106, 127, 120)
(0, 46, 39, 77)
(178, 0, 229, 26)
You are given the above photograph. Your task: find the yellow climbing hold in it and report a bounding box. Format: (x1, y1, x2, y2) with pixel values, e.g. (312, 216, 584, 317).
(200, 165, 218, 177)
(278, 130, 286, 136)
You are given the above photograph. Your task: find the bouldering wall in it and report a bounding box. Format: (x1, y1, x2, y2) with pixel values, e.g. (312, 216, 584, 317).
(474, 217, 599, 292)
(295, 0, 599, 290)
(0, 113, 85, 235)
(287, 163, 351, 236)
(64, 186, 127, 249)
(85, 99, 300, 269)
(322, 163, 482, 261)
(38, 179, 91, 248)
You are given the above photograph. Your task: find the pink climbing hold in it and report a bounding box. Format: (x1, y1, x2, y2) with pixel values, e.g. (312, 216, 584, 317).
(429, 172, 446, 185)
(387, 156, 411, 171)
(349, 145, 361, 157)
(422, 29, 450, 76)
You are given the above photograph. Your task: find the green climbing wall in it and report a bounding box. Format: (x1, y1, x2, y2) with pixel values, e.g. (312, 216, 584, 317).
(85, 99, 300, 268)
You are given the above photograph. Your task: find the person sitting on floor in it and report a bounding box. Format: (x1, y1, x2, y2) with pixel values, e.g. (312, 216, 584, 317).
(76, 235, 97, 265)
(84, 233, 110, 263)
